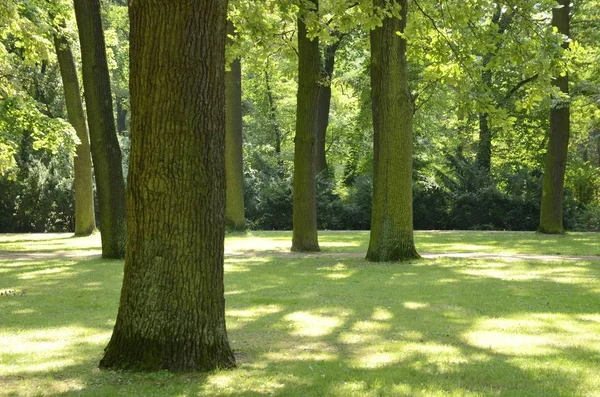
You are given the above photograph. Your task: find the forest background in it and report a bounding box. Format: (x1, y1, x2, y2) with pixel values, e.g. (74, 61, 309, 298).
(1, 0, 599, 233)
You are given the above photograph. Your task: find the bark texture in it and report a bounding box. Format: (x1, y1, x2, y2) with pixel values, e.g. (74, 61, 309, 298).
(99, 0, 235, 372)
(292, 0, 320, 252)
(53, 31, 96, 236)
(538, 0, 570, 235)
(225, 21, 245, 231)
(366, 0, 419, 262)
(315, 41, 341, 176)
(74, 0, 126, 258)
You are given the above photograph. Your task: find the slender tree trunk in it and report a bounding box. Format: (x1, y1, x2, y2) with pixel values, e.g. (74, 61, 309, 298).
(265, 70, 282, 154)
(538, 0, 570, 235)
(53, 30, 96, 236)
(116, 99, 128, 135)
(225, 21, 245, 231)
(476, 63, 492, 173)
(74, 0, 126, 258)
(366, 0, 419, 262)
(100, 0, 235, 372)
(315, 41, 341, 176)
(292, 0, 320, 252)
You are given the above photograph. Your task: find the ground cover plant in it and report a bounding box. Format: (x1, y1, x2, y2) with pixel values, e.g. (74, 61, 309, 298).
(1, 231, 599, 396)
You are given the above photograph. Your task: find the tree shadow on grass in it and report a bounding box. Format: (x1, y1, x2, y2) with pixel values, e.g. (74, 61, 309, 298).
(2, 254, 600, 395)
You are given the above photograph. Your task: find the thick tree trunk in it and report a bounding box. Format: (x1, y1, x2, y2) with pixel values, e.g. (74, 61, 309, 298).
(74, 0, 126, 258)
(53, 31, 96, 236)
(292, 1, 320, 252)
(225, 21, 245, 231)
(315, 41, 340, 176)
(538, 0, 570, 235)
(366, 0, 419, 262)
(99, 0, 235, 372)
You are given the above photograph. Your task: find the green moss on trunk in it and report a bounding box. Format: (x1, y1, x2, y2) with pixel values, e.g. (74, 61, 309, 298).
(53, 30, 96, 236)
(366, 0, 419, 262)
(225, 22, 246, 232)
(100, 0, 235, 372)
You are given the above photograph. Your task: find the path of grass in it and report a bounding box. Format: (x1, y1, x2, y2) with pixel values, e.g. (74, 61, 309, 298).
(1, 232, 599, 396)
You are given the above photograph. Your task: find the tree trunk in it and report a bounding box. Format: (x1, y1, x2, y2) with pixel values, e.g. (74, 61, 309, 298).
(265, 70, 282, 154)
(116, 99, 128, 135)
(292, 1, 320, 252)
(74, 0, 126, 258)
(225, 21, 246, 231)
(53, 30, 96, 236)
(315, 41, 341, 177)
(538, 0, 570, 235)
(100, 0, 235, 372)
(476, 63, 492, 173)
(366, 0, 419, 262)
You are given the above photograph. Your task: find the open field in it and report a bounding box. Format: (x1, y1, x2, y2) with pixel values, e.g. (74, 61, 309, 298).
(1, 231, 599, 396)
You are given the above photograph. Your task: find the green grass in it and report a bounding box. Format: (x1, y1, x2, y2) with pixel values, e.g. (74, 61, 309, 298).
(1, 232, 600, 396)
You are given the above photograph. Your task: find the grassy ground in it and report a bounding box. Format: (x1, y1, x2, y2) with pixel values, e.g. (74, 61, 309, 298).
(1, 231, 599, 396)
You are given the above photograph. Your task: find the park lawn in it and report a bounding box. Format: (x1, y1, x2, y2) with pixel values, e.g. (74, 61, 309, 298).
(0, 232, 599, 396)
(1, 230, 599, 257)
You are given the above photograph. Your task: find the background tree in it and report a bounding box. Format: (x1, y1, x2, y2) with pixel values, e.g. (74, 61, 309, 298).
(538, 0, 571, 234)
(73, 0, 126, 257)
(366, 0, 419, 262)
(52, 19, 95, 236)
(225, 20, 246, 231)
(292, 0, 321, 252)
(100, 0, 236, 371)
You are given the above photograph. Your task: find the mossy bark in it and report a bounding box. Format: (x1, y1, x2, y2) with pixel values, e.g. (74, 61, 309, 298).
(99, 0, 235, 372)
(73, 0, 126, 257)
(292, 1, 320, 252)
(225, 21, 246, 231)
(538, 0, 570, 235)
(366, 0, 419, 262)
(53, 31, 96, 236)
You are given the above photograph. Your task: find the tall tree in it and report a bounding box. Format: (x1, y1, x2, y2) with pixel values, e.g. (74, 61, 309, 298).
(292, 0, 321, 252)
(99, 0, 236, 371)
(538, 0, 571, 234)
(73, 0, 126, 257)
(225, 20, 246, 231)
(366, 0, 419, 262)
(315, 39, 342, 176)
(53, 25, 96, 236)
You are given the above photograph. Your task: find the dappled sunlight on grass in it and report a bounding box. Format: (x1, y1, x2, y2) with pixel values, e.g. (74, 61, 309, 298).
(0, 233, 101, 253)
(457, 260, 599, 285)
(464, 313, 600, 356)
(1, 231, 600, 395)
(285, 310, 348, 337)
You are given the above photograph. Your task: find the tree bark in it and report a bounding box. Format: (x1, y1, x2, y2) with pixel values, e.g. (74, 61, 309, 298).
(538, 0, 570, 235)
(53, 30, 96, 236)
(100, 0, 235, 372)
(225, 21, 246, 231)
(116, 98, 128, 135)
(366, 0, 419, 262)
(292, 0, 320, 252)
(74, 0, 126, 258)
(265, 70, 282, 154)
(476, 61, 492, 173)
(315, 41, 341, 177)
